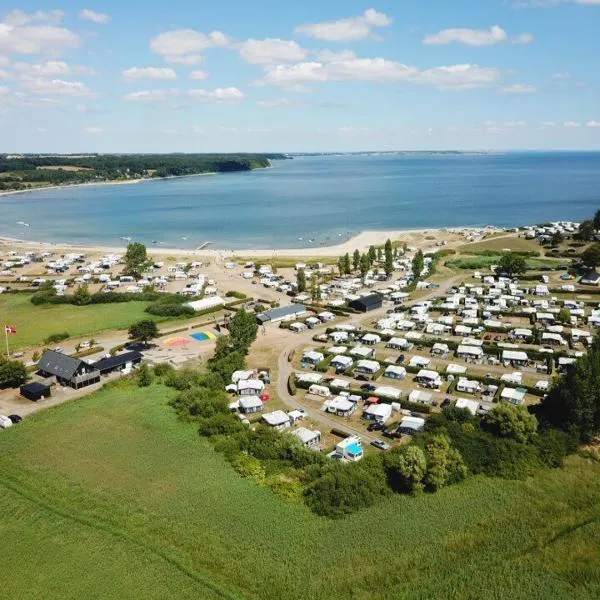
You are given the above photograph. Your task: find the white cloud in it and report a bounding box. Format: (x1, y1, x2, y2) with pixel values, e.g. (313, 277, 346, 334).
(122, 67, 177, 81)
(78, 9, 111, 24)
(150, 29, 231, 64)
(191, 125, 204, 133)
(0, 21, 81, 55)
(3, 10, 65, 26)
(123, 89, 179, 102)
(502, 83, 537, 94)
(423, 25, 533, 46)
(552, 71, 572, 79)
(564, 121, 582, 127)
(84, 126, 102, 133)
(418, 64, 500, 90)
(20, 76, 95, 96)
(294, 8, 392, 41)
(238, 38, 307, 65)
(188, 87, 245, 102)
(587, 120, 600, 128)
(0, 68, 9, 78)
(189, 70, 208, 80)
(257, 97, 296, 108)
(317, 49, 356, 62)
(0, 55, 8, 65)
(540, 121, 556, 127)
(14, 60, 97, 77)
(504, 120, 527, 127)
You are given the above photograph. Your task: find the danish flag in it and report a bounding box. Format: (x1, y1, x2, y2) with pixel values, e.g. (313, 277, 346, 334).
(5, 326, 16, 334)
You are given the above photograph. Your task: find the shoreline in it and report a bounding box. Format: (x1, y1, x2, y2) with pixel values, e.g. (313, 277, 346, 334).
(0, 226, 499, 259)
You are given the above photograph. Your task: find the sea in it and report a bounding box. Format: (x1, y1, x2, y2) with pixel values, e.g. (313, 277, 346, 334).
(1, 152, 599, 250)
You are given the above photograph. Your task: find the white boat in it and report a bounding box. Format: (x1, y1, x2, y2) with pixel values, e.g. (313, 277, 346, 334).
(121, 236, 132, 242)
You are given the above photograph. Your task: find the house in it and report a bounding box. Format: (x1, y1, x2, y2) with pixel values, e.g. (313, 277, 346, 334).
(37, 350, 100, 389)
(415, 369, 442, 389)
(501, 372, 523, 385)
(20, 382, 51, 401)
(302, 350, 324, 366)
(408, 389, 434, 405)
(456, 345, 484, 360)
(374, 385, 402, 401)
(348, 294, 382, 313)
(308, 384, 331, 398)
(239, 396, 264, 414)
(318, 311, 335, 322)
(542, 332, 567, 346)
(558, 357, 577, 372)
(363, 403, 393, 423)
(296, 372, 323, 385)
(291, 427, 321, 448)
(330, 355, 353, 371)
(329, 330, 349, 344)
(326, 396, 358, 417)
(256, 304, 307, 324)
(237, 379, 265, 395)
(305, 316, 321, 328)
(456, 378, 481, 394)
(185, 296, 225, 311)
(511, 328, 533, 341)
(409, 355, 430, 368)
(93, 351, 142, 375)
(355, 359, 380, 375)
(455, 398, 479, 416)
(580, 272, 600, 286)
(398, 415, 425, 434)
(431, 343, 450, 357)
(335, 436, 363, 461)
(501, 387, 526, 406)
(349, 345, 374, 359)
(384, 365, 406, 380)
(387, 337, 411, 350)
(361, 333, 381, 345)
(262, 410, 292, 431)
(502, 350, 529, 367)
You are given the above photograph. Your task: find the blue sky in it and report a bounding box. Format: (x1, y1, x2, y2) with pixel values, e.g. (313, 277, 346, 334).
(1, 1, 599, 152)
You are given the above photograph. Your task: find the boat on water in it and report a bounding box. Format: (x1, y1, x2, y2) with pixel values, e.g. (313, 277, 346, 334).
(16, 221, 30, 227)
(121, 236, 132, 242)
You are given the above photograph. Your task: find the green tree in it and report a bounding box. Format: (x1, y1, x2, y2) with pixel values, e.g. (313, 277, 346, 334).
(550, 231, 564, 246)
(128, 319, 159, 345)
(368, 245, 377, 264)
(229, 309, 258, 354)
(482, 403, 538, 444)
(383, 445, 427, 493)
(209, 350, 246, 383)
(343, 253, 351, 275)
(498, 253, 527, 277)
(594, 210, 600, 231)
(377, 247, 383, 261)
(558, 307, 572, 324)
(577, 220, 595, 242)
(384, 238, 394, 278)
(352, 249, 361, 271)
(0, 359, 27, 388)
(581, 243, 600, 270)
(123, 242, 148, 278)
(337, 256, 345, 277)
(359, 253, 370, 277)
(137, 362, 153, 387)
(310, 275, 321, 301)
(423, 434, 467, 492)
(72, 284, 92, 306)
(296, 268, 307, 293)
(412, 250, 424, 280)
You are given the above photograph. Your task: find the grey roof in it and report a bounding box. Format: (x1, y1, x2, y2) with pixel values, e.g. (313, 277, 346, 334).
(257, 303, 306, 323)
(94, 351, 143, 373)
(37, 350, 90, 380)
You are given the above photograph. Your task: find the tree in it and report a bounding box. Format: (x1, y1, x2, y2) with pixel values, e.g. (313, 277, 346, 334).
(581, 243, 600, 270)
(498, 253, 527, 277)
(0, 359, 27, 388)
(310, 275, 321, 301)
(352, 249, 361, 271)
(377, 247, 383, 261)
(137, 362, 153, 387)
(577, 220, 595, 242)
(359, 253, 370, 277)
(343, 253, 351, 275)
(383, 445, 427, 493)
(296, 268, 307, 293)
(368, 245, 377, 264)
(550, 231, 564, 246)
(594, 210, 600, 231)
(228, 309, 258, 354)
(423, 434, 467, 492)
(128, 319, 159, 344)
(337, 256, 345, 277)
(209, 350, 246, 382)
(72, 284, 91, 306)
(123, 242, 148, 278)
(412, 250, 424, 280)
(482, 403, 538, 444)
(558, 307, 572, 325)
(384, 238, 394, 278)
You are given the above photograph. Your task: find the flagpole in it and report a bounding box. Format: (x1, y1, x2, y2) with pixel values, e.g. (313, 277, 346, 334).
(5, 327, 9, 358)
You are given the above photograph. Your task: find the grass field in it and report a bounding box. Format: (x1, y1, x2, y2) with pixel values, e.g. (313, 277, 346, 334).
(445, 255, 564, 271)
(0, 381, 599, 599)
(458, 235, 542, 254)
(0, 294, 168, 349)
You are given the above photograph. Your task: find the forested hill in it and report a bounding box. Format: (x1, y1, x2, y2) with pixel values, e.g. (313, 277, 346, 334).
(0, 153, 288, 191)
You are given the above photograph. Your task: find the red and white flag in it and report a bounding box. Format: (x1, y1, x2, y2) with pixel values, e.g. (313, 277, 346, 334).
(5, 325, 16, 334)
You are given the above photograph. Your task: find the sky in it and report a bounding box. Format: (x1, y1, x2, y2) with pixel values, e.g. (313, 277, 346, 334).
(1, 0, 600, 152)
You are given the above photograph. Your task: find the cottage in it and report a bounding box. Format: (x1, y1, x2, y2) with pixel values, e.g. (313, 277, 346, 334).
(305, 316, 321, 329)
(257, 304, 307, 324)
(296, 372, 323, 385)
(501, 372, 523, 385)
(501, 387, 526, 405)
(292, 427, 321, 448)
(409, 356, 430, 368)
(349, 345, 374, 359)
(318, 311, 335, 322)
(374, 385, 402, 401)
(302, 350, 324, 366)
(398, 415, 425, 434)
(455, 398, 479, 416)
(348, 294, 382, 313)
(237, 379, 265, 395)
(502, 350, 529, 367)
(415, 369, 442, 389)
(511, 328, 533, 341)
(326, 396, 357, 417)
(355, 359, 380, 375)
(542, 332, 567, 346)
(456, 378, 481, 394)
(37, 350, 100, 389)
(290, 322, 308, 333)
(431, 343, 450, 357)
(363, 403, 393, 423)
(262, 410, 292, 431)
(384, 365, 407, 380)
(239, 396, 264, 414)
(20, 382, 51, 401)
(580, 272, 600, 286)
(558, 357, 577, 372)
(387, 337, 411, 350)
(335, 436, 363, 461)
(185, 296, 225, 312)
(456, 345, 484, 360)
(93, 351, 142, 375)
(329, 330, 349, 344)
(330, 355, 353, 371)
(446, 363, 467, 375)
(361, 333, 381, 345)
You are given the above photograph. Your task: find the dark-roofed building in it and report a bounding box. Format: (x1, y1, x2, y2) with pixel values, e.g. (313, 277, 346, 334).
(93, 351, 143, 375)
(20, 382, 51, 401)
(580, 272, 600, 286)
(256, 304, 307, 324)
(37, 350, 100, 389)
(348, 294, 382, 313)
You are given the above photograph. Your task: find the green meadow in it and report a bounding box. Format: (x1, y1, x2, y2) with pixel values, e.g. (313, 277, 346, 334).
(0, 381, 599, 600)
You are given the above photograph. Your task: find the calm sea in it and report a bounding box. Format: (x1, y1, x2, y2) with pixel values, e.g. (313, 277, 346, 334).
(1, 152, 599, 250)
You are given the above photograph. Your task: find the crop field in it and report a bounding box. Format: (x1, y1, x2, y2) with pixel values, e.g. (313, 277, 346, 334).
(0, 381, 599, 600)
(0, 294, 168, 349)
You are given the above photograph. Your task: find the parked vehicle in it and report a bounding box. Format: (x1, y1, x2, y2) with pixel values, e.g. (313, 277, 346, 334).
(8, 414, 22, 424)
(370, 439, 391, 451)
(361, 383, 377, 392)
(367, 422, 386, 432)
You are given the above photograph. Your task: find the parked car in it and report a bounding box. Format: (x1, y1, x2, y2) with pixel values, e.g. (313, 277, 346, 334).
(361, 383, 377, 392)
(370, 439, 391, 451)
(441, 398, 452, 408)
(367, 422, 386, 432)
(383, 428, 401, 439)
(0, 415, 13, 429)
(8, 414, 22, 424)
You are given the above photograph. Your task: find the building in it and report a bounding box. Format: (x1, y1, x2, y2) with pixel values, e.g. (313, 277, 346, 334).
(408, 390, 434, 405)
(363, 403, 393, 423)
(239, 396, 264, 414)
(326, 396, 357, 417)
(301, 350, 324, 366)
(348, 294, 382, 313)
(502, 350, 529, 367)
(237, 379, 265, 395)
(455, 398, 479, 416)
(374, 385, 402, 401)
(256, 304, 307, 324)
(335, 436, 364, 461)
(456, 345, 484, 360)
(398, 416, 425, 434)
(415, 369, 442, 389)
(330, 355, 353, 372)
(292, 427, 321, 448)
(20, 382, 51, 401)
(185, 296, 225, 312)
(383, 365, 406, 380)
(93, 351, 142, 375)
(37, 350, 100, 389)
(580, 272, 600, 286)
(262, 410, 292, 431)
(456, 378, 481, 394)
(355, 359, 381, 375)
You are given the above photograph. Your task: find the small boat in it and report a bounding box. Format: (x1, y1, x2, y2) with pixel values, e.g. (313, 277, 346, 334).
(151, 240, 158, 244)
(121, 236, 132, 242)
(298, 237, 303, 241)
(181, 237, 188, 240)
(16, 221, 30, 227)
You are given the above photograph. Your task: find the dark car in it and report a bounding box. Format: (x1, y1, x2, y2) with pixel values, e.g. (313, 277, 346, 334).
(361, 383, 377, 392)
(8, 414, 22, 424)
(441, 398, 452, 408)
(383, 428, 401, 439)
(370, 439, 391, 451)
(367, 421, 385, 432)
(398, 354, 405, 363)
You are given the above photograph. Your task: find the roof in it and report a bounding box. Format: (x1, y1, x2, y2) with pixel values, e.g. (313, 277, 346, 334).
(94, 351, 142, 372)
(349, 294, 382, 309)
(239, 396, 263, 408)
(262, 410, 291, 426)
(292, 427, 321, 444)
(20, 382, 50, 394)
(257, 304, 306, 323)
(37, 350, 90, 380)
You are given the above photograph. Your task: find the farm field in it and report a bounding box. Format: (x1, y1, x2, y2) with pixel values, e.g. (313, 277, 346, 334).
(0, 293, 168, 349)
(0, 381, 599, 600)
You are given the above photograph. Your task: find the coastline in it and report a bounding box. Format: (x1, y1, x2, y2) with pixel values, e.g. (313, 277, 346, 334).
(0, 226, 496, 259)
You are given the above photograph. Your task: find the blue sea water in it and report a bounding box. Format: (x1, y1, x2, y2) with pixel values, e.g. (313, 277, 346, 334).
(1, 152, 599, 250)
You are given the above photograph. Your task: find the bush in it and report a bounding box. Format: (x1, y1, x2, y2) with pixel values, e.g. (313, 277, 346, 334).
(145, 302, 195, 317)
(225, 290, 247, 299)
(44, 331, 69, 344)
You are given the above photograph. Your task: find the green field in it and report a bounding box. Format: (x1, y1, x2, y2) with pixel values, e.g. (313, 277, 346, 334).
(0, 294, 167, 349)
(445, 255, 564, 271)
(0, 381, 598, 599)
(457, 236, 542, 254)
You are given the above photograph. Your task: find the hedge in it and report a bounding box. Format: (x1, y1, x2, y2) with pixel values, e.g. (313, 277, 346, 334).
(72, 346, 104, 359)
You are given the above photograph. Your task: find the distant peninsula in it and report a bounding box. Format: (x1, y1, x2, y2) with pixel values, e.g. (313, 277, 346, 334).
(0, 153, 289, 193)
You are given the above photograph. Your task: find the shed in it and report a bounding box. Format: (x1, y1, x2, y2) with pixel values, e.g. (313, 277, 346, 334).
(262, 410, 292, 430)
(256, 304, 307, 324)
(348, 294, 383, 313)
(20, 382, 51, 401)
(363, 403, 393, 423)
(398, 415, 425, 434)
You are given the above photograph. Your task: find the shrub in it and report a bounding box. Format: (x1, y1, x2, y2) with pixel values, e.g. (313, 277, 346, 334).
(145, 302, 195, 317)
(44, 331, 69, 344)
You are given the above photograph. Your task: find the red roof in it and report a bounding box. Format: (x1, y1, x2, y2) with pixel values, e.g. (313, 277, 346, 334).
(366, 396, 380, 404)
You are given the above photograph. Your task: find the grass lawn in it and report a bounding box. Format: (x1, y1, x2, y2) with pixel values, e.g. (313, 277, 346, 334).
(0, 381, 599, 599)
(446, 255, 564, 271)
(0, 294, 169, 349)
(458, 235, 542, 254)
